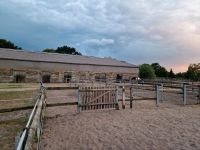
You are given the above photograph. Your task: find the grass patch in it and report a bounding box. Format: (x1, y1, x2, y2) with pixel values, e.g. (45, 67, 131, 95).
(0, 83, 39, 110)
(0, 90, 39, 109)
(0, 117, 28, 150)
(0, 83, 38, 89)
(0, 90, 38, 100)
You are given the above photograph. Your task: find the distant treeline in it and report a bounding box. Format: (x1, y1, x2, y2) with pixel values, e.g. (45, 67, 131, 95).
(42, 46, 82, 55)
(0, 38, 82, 55)
(139, 63, 200, 81)
(0, 39, 22, 50)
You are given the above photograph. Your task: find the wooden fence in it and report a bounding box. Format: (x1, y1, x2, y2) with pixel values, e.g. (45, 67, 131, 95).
(16, 83, 46, 150)
(116, 82, 200, 107)
(77, 86, 118, 112)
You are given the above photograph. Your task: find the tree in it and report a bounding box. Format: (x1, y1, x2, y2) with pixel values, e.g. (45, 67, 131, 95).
(56, 46, 82, 55)
(151, 63, 168, 77)
(169, 69, 175, 78)
(139, 64, 156, 79)
(176, 72, 186, 79)
(42, 45, 82, 55)
(42, 48, 56, 53)
(0, 39, 22, 49)
(186, 63, 200, 81)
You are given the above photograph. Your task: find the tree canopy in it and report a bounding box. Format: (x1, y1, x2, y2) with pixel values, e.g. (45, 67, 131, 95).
(42, 45, 82, 55)
(42, 48, 56, 53)
(0, 39, 22, 50)
(186, 63, 200, 81)
(139, 64, 156, 79)
(139, 63, 179, 79)
(169, 69, 175, 78)
(151, 63, 168, 77)
(176, 72, 186, 79)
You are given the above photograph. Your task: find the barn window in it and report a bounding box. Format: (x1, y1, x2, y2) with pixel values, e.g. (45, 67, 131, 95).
(64, 74, 72, 83)
(14, 74, 26, 83)
(42, 75, 51, 83)
(116, 74, 123, 83)
(95, 73, 106, 82)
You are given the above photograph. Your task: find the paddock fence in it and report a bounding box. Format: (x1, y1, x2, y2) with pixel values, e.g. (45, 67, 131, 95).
(140, 81, 200, 106)
(16, 83, 46, 150)
(159, 83, 200, 106)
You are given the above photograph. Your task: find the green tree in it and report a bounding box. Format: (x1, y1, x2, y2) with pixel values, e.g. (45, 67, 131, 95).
(56, 45, 82, 55)
(139, 64, 156, 79)
(186, 63, 200, 81)
(169, 69, 175, 78)
(0, 39, 22, 49)
(176, 72, 186, 79)
(151, 63, 168, 77)
(43, 45, 82, 55)
(43, 48, 56, 53)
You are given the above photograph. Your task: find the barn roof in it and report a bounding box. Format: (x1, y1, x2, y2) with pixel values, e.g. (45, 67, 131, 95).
(0, 48, 138, 68)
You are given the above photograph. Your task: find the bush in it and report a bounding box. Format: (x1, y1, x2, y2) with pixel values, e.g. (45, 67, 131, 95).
(139, 64, 156, 79)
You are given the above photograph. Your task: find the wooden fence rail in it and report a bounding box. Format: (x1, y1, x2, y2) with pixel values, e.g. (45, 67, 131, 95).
(16, 83, 46, 150)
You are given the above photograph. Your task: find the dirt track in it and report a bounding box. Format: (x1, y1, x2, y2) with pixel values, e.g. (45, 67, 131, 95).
(40, 89, 200, 150)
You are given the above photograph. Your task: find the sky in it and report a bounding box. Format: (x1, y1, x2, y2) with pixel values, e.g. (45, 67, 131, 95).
(0, 0, 200, 73)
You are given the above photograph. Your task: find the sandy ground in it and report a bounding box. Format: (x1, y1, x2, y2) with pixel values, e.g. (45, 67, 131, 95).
(40, 89, 200, 150)
(0, 110, 30, 122)
(46, 89, 77, 104)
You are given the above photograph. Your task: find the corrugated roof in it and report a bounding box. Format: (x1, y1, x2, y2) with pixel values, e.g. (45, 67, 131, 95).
(0, 48, 138, 68)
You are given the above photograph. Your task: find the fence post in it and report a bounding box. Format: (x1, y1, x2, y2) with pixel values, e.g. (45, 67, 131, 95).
(160, 83, 163, 102)
(130, 87, 133, 108)
(156, 84, 160, 106)
(115, 86, 119, 110)
(77, 86, 81, 113)
(198, 86, 200, 104)
(183, 83, 187, 106)
(122, 86, 126, 109)
(192, 83, 194, 92)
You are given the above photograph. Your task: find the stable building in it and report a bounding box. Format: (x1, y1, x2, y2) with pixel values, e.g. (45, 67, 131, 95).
(0, 48, 139, 83)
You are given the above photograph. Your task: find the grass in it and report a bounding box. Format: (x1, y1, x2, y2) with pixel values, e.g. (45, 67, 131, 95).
(0, 90, 38, 109)
(0, 83, 39, 109)
(0, 117, 28, 150)
(0, 83, 38, 89)
(0, 90, 38, 100)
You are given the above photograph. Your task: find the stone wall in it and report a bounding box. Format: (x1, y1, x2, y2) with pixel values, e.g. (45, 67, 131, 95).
(0, 69, 13, 83)
(0, 68, 138, 83)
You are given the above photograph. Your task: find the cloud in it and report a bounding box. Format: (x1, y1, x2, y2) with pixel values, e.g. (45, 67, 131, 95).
(1, 0, 200, 72)
(84, 38, 114, 46)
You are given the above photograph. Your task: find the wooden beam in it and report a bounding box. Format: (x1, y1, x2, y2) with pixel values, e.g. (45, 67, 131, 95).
(118, 98, 156, 101)
(85, 91, 111, 105)
(79, 88, 115, 92)
(46, 102, 78, 107)
(46, 87, 78, 90)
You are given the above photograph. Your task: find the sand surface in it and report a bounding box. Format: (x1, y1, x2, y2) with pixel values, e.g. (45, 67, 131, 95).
(40, 89, 200, 150)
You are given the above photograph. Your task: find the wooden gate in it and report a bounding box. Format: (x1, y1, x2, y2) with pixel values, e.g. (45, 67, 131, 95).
(77, 86, 118, 111)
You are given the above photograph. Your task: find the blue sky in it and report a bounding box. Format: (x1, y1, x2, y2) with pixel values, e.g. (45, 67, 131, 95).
(0, 0, 200, 72)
